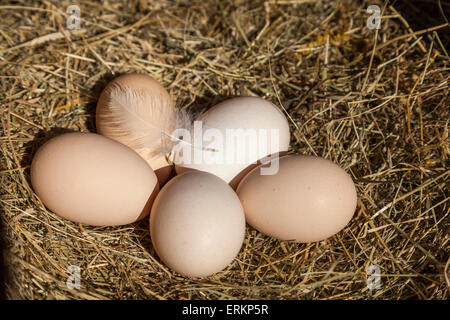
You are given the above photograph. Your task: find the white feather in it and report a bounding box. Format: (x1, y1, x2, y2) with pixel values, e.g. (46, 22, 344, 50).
(100, 83, 192, 158)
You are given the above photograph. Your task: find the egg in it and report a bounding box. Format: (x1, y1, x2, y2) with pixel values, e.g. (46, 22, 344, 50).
(96, 73, 177, 185)
(173, 96, 290, 188)
(236, 155, 357, 242)
(150, 171, 245, 277)
(31, 132, 159, 226)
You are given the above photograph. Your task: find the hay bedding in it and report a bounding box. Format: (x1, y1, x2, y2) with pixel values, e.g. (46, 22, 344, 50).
(0, 0, 449, 300)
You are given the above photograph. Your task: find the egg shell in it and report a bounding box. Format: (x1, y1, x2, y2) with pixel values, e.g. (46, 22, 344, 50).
(31, 132, 159, 226)
(150, 171, 245, 278)
(236, 155, 357, 242)
(96, 73, 175, 185)
(174, 96, 290, 186)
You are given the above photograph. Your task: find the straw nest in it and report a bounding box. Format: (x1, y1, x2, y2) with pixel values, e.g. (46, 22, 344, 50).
(0, 0, 449, 300)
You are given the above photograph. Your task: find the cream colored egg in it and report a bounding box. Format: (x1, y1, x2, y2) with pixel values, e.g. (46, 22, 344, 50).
(31, 132, 159, 226)
(236, 155, 357, 243)
(150, 171, 245, 278)
(173, 96, 290, 188)
(96, 73, 176, 185)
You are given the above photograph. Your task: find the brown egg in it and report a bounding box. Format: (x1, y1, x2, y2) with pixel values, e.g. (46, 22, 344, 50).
(96, 73, 177, 185)
(236, 155, 357, 242)
(150, 171, 245, 278)
(31, 132, 159, 226)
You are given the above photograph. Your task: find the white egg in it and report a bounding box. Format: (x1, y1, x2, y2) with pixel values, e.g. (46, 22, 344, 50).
(173, 97, 290, 187)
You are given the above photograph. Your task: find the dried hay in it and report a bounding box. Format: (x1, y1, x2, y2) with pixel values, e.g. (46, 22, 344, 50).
(0, 0, 449, 299)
